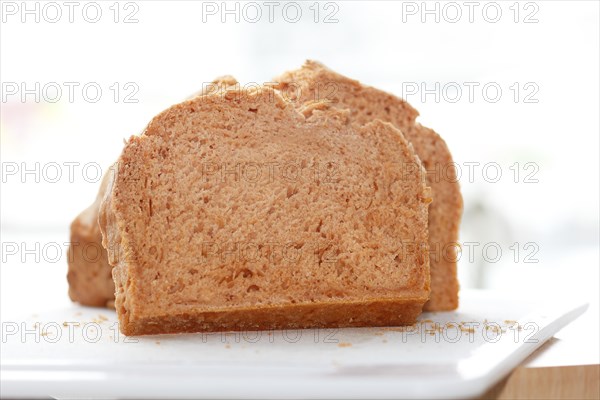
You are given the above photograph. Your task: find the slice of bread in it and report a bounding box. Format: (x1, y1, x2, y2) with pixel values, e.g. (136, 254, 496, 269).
(99, 86, 431, 335)
(67, 172, 115, 308)
(273, 61, 462, 311)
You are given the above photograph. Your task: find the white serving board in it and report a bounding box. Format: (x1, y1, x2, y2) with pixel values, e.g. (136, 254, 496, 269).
(0, 290, 587, 400)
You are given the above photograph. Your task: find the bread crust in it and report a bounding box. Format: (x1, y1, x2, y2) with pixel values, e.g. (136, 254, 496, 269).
(99, 86, 431, 335)
(121, 298, 424, 336)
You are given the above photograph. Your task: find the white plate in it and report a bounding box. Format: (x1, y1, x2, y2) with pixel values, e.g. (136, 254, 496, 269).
(0, 289, 587, 400)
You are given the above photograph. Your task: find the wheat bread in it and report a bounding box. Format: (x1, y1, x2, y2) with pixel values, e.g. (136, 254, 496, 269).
(67, 173, 115, 307)
(273, 61, 462, 310)
(99, 86, 431, 335)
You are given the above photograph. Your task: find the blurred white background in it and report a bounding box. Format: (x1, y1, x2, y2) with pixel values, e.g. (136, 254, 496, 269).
(1, 1, 598, 324)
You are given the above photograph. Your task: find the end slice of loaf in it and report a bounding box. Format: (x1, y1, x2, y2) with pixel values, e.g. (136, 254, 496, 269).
(99, 86, 431, 335)
(274, 61, 462, 311)
(67, 172, 115, 308)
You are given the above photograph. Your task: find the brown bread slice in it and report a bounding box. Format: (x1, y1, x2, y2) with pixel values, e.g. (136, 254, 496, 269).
(273, 61, 462, 311)
(99, 86, 431, 335)
(66, 77, 238, 308)
(67, 172, 115, 308)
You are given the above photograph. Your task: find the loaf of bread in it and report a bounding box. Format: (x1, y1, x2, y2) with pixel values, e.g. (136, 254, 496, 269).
(273, 61, 462, 311)
(68, 64, 461, 318)
(99, 86, 432, 335)
(67, 172, 115, 308)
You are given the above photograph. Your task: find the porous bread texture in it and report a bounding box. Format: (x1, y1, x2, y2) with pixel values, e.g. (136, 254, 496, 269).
(273, 61, 462, 311)
(99, 86, 431, 335)
(67, 172, 115, 308)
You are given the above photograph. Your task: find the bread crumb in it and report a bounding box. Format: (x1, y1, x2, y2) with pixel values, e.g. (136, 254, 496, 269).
(225, 344, 231, 349)
(61, 322, 80, 327)
(155, 341, 160, 345)
(338, 342, 352, 348)
(381, 323, 417, 333)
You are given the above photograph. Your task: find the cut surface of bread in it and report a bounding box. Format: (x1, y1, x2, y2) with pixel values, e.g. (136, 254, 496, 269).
(67, 173, 115, 308)
(274, 61, 462, 311)
(99, 86, 431, 335)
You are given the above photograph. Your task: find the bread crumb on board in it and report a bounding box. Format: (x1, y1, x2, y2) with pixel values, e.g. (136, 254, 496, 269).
(338, 342, 352, 348)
